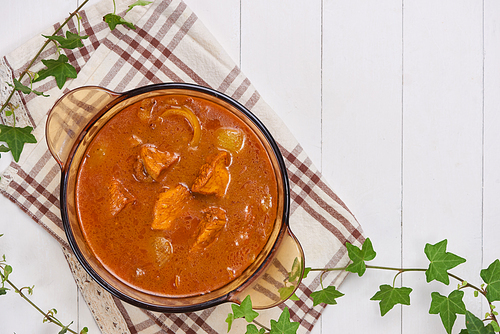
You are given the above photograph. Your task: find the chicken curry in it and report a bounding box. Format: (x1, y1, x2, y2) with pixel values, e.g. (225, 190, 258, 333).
(75, 94, 278, 297)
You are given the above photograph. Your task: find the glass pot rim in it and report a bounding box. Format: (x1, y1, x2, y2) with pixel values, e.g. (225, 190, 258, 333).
(49, 83, 302, 312)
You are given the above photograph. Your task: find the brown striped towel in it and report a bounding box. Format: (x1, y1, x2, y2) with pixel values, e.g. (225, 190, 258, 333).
(0, 0, 364, 333)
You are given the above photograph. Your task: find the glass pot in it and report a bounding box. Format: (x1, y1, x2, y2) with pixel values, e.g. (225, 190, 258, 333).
(46, 83, 304, 312)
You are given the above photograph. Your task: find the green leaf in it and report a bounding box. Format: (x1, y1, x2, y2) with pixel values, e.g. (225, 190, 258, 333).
(288, 257, 301, 282)
(79, 328, 89, 334)
(491, 321, 500, 332)
(246, 324, 266, 334)
(370, 284, 412, 316)
(278, 285, 296, 300)
(310, 285, 344, 306)
(429, 290, 466, 334)
(35, 54, 77, 89)
(345, 238, 376, 276)
(465, 311, 495, 334)
(0, 287, 8, 295)
(2, 265, 12, 281)
(127, 0, 152, 12)
(231, 295, 259, 323)
(459, 329, 468, 334)
(424, 239, 466, 285)
(270, 307, 300, 334)
(303, 267, 311, 279)
(225, 313, 234, 332)
(0, 124, 37, 162)
(43, 31, 89, 49)
(7, 79, 49, 97)
(289, 293, 300, 301)
(0, 144, 10, 158)
(480, 259, 500, 302)
(103, 13, 136, 30)
(58, 320, 73, 334)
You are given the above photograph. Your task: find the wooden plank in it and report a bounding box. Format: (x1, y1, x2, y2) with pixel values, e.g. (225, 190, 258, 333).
(184, 0, 241, 65)
(0, 1, 82, 333)
(483, 0, 500, 316)
(0, 196, 81, 334)
(241, 0, 323, 168)
(0, 0, 77, 57)
(402, 1, 483, 332)
(321, 0, 403, 333)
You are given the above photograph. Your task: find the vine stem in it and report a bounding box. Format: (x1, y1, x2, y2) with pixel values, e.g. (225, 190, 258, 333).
(309, 265, 425, 272)
(0, 0, 90, 116)
(252, 318, 271, 332)
(0, 271, 78, 334)
(310, 265, 498, 324)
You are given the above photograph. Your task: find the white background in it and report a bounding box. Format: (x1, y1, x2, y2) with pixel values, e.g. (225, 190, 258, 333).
(1, 0, 499, 333)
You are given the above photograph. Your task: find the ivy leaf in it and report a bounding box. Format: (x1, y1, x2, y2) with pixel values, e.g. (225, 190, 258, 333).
(0, 144, 10, 158)
(278, 285, 295, 300)
(0, 124, 37, 162)
(303, 267, 311, 279)
(225, 313, 234, 332)
(491, 321, 500, 332)
(246, 324, 266, 334)
(270, 307, 300, 334)
(35, 54, 77, 89)
(424, 239, 466, 285)
(231, 295, 259, 323)
(345, 238, 376, 276)
(429, 290, 466, 334)
(7, 79, 49, 97)
(480, 259, 500, 302)
(465, 311, 495, 334)
(2, 265, 12, 281)
(288, 257, 302, 282)
(310, 285, 344, 306)
(127, 0, 152, 12)
(370, 284, 412, 316)
(103, 13, 136, 30)
(42, 31, 89, 49)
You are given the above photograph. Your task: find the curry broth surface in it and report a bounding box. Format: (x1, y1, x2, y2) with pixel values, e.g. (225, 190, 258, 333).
(76, 95, 278, 297)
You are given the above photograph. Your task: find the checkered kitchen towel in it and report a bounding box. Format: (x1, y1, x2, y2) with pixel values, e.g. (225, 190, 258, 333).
(0, 0, 364, 333)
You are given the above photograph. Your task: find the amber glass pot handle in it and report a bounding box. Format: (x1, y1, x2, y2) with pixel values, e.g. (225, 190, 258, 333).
(228, 227, 305, 309)
(46, 86, 120, 168)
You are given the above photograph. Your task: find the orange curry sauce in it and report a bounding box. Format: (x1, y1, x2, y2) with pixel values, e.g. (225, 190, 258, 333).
(76, 95, 278, 297)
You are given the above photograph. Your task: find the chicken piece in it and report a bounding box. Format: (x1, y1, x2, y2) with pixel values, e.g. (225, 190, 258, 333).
(191, 151, 230, 197)
(109, 178, 136, 216)
(192, 206, 227, 250)
(152, 184, 191, 230)
(139, 144, 179, 181)
(133, 159, 153, 183)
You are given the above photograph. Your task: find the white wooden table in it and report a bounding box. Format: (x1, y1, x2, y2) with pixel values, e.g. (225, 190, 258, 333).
(1, 1, 499, 333)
